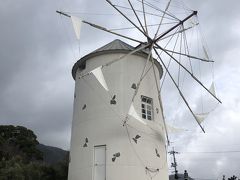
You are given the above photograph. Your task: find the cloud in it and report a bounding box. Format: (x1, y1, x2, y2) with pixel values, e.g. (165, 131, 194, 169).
(0, 0, 240, 178)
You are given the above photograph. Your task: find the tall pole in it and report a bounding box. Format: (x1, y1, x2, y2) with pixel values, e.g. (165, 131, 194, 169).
(169, 147, 179, 179)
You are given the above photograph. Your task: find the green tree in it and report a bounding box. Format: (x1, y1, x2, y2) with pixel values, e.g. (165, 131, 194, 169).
(0, 125, 69, 180)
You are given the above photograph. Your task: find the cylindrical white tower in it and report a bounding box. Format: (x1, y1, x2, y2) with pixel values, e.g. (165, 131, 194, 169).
(68, 39, 168, 180)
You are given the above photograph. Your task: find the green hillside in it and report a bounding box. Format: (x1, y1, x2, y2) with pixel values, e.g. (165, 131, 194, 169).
(0, 125, 68, 180)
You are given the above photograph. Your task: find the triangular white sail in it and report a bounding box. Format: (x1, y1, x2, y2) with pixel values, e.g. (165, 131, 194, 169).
(147, 122, 163, 136)
(209, 82, 216, 96)
(128, 103, 146, 125)
(203, 46, 210, 60)
(91, 66, 109, 91)
(194, 112, 209, 124)
(167, 124, 186, 133)
(71, 16, 82, 39)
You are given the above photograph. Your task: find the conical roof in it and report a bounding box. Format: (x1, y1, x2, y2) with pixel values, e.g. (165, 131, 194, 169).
(92, 39, 134, 53)
(72, 39, 162, 80)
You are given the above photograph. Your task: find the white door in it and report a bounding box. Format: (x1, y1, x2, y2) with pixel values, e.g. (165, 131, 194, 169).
(94, 145, 106, 180)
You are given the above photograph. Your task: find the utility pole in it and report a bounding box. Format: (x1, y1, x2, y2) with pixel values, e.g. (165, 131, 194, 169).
(169, 147, 179, 179)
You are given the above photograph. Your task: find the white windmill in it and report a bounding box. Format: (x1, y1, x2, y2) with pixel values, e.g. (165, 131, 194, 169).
(56, 0, 221, 180)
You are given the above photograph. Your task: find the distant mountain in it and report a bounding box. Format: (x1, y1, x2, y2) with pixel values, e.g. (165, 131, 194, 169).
(37, 143, 68, 165)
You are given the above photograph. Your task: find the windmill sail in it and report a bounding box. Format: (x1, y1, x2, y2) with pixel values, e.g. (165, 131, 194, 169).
(203, 45, 210, 60)
(128, 103, 146, 125)
(91, 66, 109, 91)
(209, 82, 216, 97)
(167, 124, 186, 133)
(71, 16, 82, 39)
(194, 113, 209, 124)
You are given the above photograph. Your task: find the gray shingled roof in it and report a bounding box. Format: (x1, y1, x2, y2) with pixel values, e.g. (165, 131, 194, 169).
(92, 39, 134, 53)
(72, 39, 163, 80)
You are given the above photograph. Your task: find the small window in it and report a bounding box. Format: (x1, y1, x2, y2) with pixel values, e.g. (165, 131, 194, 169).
(141, 95, 153, 121)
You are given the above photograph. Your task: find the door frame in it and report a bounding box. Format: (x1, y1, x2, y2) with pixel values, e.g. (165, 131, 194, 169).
(93, 145, 107, 180)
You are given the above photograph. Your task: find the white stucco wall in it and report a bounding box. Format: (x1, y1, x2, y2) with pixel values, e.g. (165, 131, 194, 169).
(68, 52, 169, 180)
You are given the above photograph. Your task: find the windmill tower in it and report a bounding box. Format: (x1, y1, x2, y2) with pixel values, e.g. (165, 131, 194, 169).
(68, 39, 169, 180)
(56, 0, 221, 179)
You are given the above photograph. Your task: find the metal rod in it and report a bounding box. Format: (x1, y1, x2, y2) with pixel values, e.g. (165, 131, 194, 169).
(160, 27, 181, 91)
(109, 22, 176, 31)
(82, 20, 143, 44)
(103, 42, 151, 67)
(155, 43, 221, 103)
(154, 11, 197, 43)
(123, 45, 154, 126)
(115, 4, 177, 21)
(127, 0, 146, 34)
(56, 10, 143, 44)
(142, 0, 149, 35)
(131, 44, 154, 103)
(150, 55, 170, 145)
(137, 0, 179, 21)
(154, 0, 172, 38)
(177, 27, 183, 86)
(106, 0, 151, 40)
(155, 48, 214, 62)
(182, 24, 194, 73)
(160, 24, 197, 40)
(153, 47, 205, 133)
(56, 10, 71, 17)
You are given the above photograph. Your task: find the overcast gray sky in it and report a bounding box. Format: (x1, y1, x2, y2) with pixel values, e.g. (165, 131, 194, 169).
(1, 0, 240, 179)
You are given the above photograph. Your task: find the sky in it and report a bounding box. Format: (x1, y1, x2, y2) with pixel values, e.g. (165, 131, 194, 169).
(1, 0, 240, 179)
